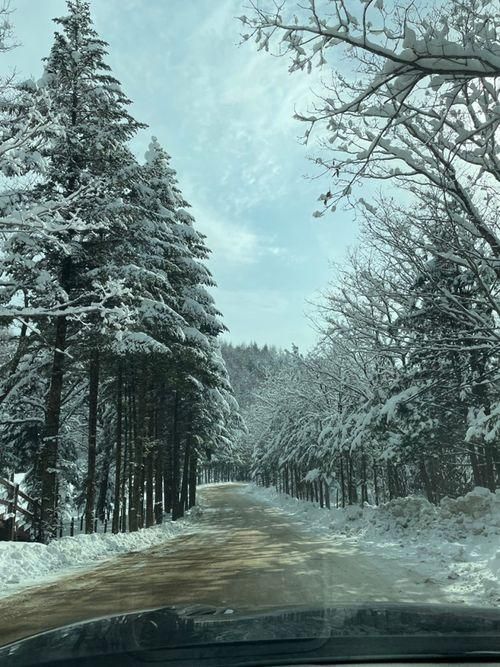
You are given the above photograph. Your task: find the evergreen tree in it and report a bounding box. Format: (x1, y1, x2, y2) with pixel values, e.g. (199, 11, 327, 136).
(32, 0, 145, 538)
(0, 1, 244, 543)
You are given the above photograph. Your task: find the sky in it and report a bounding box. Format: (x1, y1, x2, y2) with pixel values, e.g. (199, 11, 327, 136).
(2, 0, 359, 350)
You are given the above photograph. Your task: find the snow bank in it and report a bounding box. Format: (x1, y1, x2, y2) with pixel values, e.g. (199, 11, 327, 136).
(0, 509, 201, 597)
(244, 484, 500, 606)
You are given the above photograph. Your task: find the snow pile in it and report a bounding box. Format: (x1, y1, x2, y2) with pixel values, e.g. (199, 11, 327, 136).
(0, 511, 201, 597)
(244, 484, 500, 606)
(441, 486, 500, 521)
(372, 495, 436, 529)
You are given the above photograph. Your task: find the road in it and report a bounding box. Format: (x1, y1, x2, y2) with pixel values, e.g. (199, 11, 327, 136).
(0, 483, 444, 646)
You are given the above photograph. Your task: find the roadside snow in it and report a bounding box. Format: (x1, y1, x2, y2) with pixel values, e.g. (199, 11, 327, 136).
(243, 484, 500, 607)
(0, 508, 202, 599)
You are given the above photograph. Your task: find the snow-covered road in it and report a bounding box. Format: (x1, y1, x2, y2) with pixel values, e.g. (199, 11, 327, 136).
(0, 483, 447, 646)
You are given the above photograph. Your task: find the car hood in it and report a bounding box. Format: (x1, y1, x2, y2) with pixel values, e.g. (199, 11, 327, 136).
(1, 602, 500, 666)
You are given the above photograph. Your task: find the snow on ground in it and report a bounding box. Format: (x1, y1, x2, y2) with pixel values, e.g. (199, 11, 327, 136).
(243, 484, 500, 607)
(0, 508, 202, 599)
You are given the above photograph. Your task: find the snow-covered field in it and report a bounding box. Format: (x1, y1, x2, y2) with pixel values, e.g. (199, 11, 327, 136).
(244, 484, 500, 607)
(0, 508, 201, 599)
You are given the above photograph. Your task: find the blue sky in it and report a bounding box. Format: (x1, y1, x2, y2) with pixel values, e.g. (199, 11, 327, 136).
(4, 0, 359, 350)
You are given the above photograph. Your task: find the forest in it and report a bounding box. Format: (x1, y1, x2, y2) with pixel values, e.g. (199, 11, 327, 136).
(0, 0, 499, 547)
(0, 1, 242, 541)
(234, 0, 500, 507)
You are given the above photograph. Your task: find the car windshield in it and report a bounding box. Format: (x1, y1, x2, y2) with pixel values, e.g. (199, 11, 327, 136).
(0, 0, 499, 664)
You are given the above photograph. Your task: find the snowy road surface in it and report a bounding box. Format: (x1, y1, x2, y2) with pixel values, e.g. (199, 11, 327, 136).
(0, 483, 445, 646)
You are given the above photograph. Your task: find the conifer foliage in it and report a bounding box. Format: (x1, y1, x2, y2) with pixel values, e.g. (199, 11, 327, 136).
(0, 0, 237, 541)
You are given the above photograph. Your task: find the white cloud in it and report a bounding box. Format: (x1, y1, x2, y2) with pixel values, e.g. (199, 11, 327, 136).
(157, 0, 325, 215)
(196, 210, 259, 265)
(191, 200, 285, 266)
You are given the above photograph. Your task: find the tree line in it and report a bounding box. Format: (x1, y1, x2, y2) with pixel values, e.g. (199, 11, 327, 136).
(0, 1, 241, 541)
(240, 0, 500, 505)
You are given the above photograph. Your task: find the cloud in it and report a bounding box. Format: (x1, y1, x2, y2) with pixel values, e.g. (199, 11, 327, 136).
(101, 0, 325, 216)
(195, 209, 260, 265)
(191, 200, 285, 266)
(179, 9, 324, 213)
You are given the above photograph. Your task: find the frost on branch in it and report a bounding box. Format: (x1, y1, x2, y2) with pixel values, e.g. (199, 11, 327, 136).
(242, 0, 500, 241)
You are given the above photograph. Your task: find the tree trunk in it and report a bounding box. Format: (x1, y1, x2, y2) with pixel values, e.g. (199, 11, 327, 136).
(128, 381, 137, 532)
(120, 377, 129, 532)
(340, 455, 346, 508)
(171, 391, 181, 521)
(427, 458, 440, 503)
(154, 441, 163, 524)
(179, 438, 191, 517)
(0, 316, 29, 406)
(132, 372, 147, 532)
(138, 457, 145, 529)
(468, 443, 483, 487)
(471, 352, 496, 490)
(493, 446, 500, 484)
(484, 444, 496, 492)
(419, 456, 435, 504)
(136, 368, 150, 530)
(387, 461, 395, 500)
(360, 451, 368, 504)
(324, 481, 331, 509)
(188, 451, 197, 509)
(38, 314, 68, 542)
(112, 362, 123, 533)
(294, 466, 301, 499)
(163, 435, 172, 514)
(347, 455, 358, 505)
(96, 445, 111, 522)
(85, 348, 100, 534)
(145, 448, 154, 527)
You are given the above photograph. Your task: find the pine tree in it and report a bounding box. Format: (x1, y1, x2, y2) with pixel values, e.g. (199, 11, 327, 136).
(0, 2, 236, 539)
(33, 0, 145, 539)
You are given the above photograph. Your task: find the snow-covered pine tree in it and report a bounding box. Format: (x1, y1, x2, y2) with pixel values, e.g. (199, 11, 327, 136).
(0, 41, 70, 491)
(139, 138, 230, 522)
(31, 0, 145, 539)
(0, 1, 237, 538)
(99, 136, 232, 529)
